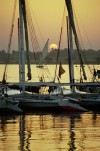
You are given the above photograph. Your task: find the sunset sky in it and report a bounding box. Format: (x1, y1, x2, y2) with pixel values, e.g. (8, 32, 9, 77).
(0, 0, 100, 51)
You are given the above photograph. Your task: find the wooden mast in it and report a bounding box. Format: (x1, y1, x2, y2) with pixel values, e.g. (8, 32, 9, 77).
(66, 16, 75, 91)
(20, 0, 32, 81)
(19, 0, 25, 92)
(65, 0, 87, 81)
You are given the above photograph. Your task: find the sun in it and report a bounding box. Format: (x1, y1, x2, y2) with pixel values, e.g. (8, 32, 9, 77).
(49, 43, 58, 50)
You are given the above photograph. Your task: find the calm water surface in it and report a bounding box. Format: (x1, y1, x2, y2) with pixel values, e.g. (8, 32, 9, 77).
(0, 64, 100, 83)
(0, 112, 100, 151)
(0, 65, 100, 150)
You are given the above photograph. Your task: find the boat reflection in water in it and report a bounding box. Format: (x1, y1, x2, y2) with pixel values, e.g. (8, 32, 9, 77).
(0, 112, 100, 151)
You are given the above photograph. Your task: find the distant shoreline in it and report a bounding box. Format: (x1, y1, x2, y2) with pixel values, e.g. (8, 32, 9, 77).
(0, 48, 100, 64)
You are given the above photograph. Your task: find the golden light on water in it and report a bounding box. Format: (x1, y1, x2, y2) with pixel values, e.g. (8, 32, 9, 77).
(0, 113, 100, 150)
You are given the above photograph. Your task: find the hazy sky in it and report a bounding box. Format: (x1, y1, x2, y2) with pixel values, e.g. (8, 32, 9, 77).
(0, 0, 100, 51)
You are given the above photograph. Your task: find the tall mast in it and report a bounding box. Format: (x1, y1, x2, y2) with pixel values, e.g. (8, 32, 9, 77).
(66, 16, 75, 91)
(65, 0, 87, 80)
(18, 18, 21, 83)
(20, 0, 32, 81)
(19, 0, 25, 92)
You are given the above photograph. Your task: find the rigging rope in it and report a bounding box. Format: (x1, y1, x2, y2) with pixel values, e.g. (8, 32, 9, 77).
(26, 1, 53, 81)
(2, 0, 17, 83)
(26, 0, 41, 63)
(72, 2, 99, 82)
(54, 5, 66, 82)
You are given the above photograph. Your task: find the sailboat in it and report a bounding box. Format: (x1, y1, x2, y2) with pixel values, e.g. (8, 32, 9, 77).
(58, 0, 100, 111)
(1, 0, 88, 113)
(66, 0, 100, 92)
(48, 0, 100, 112)
(0, 0, 91, 113)
(36, 38, 49, 68)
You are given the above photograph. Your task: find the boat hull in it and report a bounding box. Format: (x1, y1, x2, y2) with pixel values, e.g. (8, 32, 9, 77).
(79, 99, 100, 111)
(58, 99, 88, 112)
(18, 98, 62, 112)
(18, 97, 87, 112)
(0, 97, 23, 114)
(6, 92, 87, 112)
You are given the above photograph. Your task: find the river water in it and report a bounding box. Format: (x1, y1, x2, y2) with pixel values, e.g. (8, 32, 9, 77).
(0, 64, 100, 151)
(0, 112, 100, 151)
(0, 64, 100, 83)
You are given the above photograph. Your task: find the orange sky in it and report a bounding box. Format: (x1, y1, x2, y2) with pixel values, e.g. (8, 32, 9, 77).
(0, 0, 100, 51)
